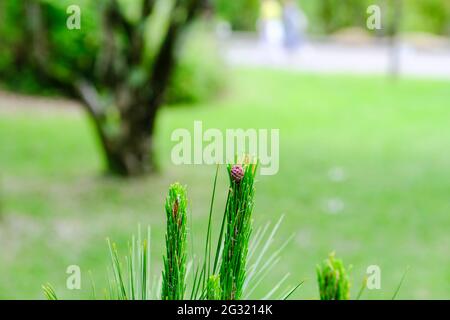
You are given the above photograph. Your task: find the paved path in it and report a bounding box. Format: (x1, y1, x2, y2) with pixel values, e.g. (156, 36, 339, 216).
(224, 36, 450, 79)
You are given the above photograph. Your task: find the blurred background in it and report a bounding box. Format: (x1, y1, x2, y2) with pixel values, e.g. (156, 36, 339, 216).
(0, 0, 449, 299)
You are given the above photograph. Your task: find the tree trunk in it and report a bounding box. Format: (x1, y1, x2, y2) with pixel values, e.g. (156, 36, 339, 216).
(103, 131, 156, 177)
(77, 79, 160, 177)
(96, 104, 158, 177)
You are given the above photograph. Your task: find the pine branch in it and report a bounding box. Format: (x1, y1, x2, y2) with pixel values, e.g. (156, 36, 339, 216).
(220, 162, 258, 300)
(316, 252, 351, 300)
(162, 183, 188, 300)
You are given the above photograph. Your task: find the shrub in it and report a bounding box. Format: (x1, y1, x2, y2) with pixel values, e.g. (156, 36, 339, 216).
(166, 22, 227, 105)
(215, 0, 260, 31)
(403, 0, 450, 35)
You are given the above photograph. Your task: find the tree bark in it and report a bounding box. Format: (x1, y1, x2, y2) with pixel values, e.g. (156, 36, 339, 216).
(76, 81, 158, 176)
(102, 107, 158, 176)
(103, 128, 156, 176)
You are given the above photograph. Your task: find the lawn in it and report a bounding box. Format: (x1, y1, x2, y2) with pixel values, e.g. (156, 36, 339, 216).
(0, 68, 449, 299)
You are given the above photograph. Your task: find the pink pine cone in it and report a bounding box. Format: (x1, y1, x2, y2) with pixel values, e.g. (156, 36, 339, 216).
(231, 165, 245, 183)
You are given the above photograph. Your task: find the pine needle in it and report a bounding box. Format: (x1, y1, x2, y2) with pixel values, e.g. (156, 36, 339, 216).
(392, 266, 410, 300)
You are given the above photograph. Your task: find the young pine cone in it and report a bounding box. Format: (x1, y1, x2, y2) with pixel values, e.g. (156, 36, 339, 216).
(230, 165, 244, 183)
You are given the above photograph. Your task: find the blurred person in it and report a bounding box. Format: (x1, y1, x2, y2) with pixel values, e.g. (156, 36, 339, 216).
(259, 0, 284, 61)
(281, 0, 308, 52)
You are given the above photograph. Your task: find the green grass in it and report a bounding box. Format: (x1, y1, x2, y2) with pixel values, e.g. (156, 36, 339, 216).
(0, 68, 449, 299)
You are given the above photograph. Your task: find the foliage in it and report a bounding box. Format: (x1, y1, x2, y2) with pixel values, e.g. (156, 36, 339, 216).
(42, 283, 58, 300)
(107, 226, 155, 300)
(214, 0, 450, 36)
(162, 183, 188, 300)
(215, 0, 260, 31)
(166, 22, 227, 105)
(42, 163, 298, 300)
(206, 275, 222, 300)
(403, 0, 450, 35)
(219, 163, 257, 299)
(0, 0, 100, 90)
(40, 162, 407, 301)
(0, 1, 224, 105)
(316, 252, 351, 300)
